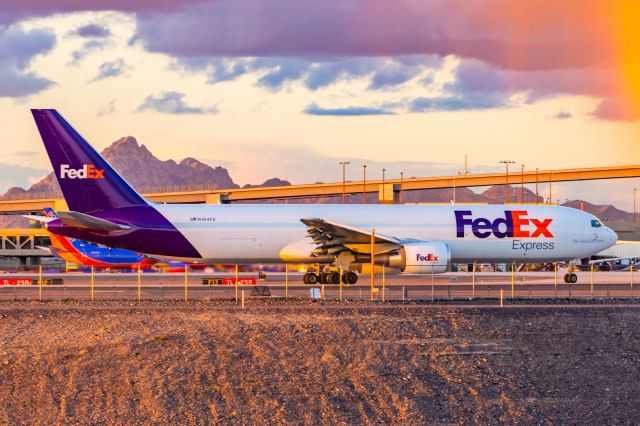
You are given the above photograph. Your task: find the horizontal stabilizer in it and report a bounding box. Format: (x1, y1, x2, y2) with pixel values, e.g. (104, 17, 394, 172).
(23, 214, 57, 223)
(57, 211, 131, 232)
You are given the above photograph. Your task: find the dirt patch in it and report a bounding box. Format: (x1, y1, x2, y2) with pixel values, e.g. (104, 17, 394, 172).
(0, 300, 638, 424)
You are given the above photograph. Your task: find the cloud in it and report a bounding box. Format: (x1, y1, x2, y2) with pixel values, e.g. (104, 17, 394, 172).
(368, 63, 423, 90)
(592, 97, 640, 122)
(304, 103, 394, 116)
(0, 163, 49, 194)
(97, 99, 116, 116)
(174, 57, 250, 84)
(91, 58, 127, 81)
(0, 1, 210, 25)
(253, 58, 309, 91)
(4, 1, 635, 120)
(1, 1, 622, 73)
(409, 95, 507, 113)
(304, 59, 380, 90)
(10, 151, 38, 157)
(553, 111, 572, 120)
(137, 91, 218, 114)
(130, 0, 618, 71)
(70, 39, 107, 64)
(442, 59, 638, 120)
(175, 55, 440, 93)
(72, 23, 110, 38)
(0, 26, 55, 97)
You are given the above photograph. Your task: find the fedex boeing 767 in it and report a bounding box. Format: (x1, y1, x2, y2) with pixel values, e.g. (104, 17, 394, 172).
(29, 109, 617, 284)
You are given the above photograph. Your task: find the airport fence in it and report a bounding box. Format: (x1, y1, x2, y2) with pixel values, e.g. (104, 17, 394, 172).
(0, 267, 639, 303)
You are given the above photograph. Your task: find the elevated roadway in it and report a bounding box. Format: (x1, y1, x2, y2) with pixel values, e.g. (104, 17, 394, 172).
(0, 164, 639, 213)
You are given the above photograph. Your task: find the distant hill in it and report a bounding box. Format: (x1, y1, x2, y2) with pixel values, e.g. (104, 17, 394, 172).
(3, 137, 239, 199)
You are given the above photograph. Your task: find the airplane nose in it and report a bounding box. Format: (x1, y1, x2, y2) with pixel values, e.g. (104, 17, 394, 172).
(607, 228, 618, 246)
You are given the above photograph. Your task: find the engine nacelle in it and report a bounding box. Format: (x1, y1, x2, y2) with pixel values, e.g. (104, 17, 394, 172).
(387, 241, 451, 274)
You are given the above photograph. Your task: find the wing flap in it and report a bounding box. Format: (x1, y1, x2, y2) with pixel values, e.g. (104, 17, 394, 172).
(301, 218, 400, 258)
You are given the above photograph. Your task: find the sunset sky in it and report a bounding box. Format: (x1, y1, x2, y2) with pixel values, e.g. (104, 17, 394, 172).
(0, 1, 639, 209)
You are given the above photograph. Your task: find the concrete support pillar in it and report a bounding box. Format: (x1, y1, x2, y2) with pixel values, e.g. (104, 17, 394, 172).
(205, 193, 230, 204)
(378, 183, 400, 204)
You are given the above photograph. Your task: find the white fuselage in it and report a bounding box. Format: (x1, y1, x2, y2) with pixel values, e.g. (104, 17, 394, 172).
(152, 203, 617, 264)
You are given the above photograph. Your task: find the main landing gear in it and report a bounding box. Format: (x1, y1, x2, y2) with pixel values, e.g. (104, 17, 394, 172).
(563, 273, 578, 283)
(303, 270, 358, 285)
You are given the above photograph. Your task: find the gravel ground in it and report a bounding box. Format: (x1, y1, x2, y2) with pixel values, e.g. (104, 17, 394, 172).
(0, 300, 639, 425)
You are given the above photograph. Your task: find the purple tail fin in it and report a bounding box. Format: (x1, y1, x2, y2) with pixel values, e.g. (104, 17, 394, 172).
(31, 109, 147, 214)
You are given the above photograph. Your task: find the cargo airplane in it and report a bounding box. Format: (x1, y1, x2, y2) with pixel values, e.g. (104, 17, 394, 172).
(28, 109, 617, 284)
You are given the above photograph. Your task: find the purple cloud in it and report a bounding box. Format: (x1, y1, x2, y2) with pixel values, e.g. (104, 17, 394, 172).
(553, 111, 572, 120)
(1, 1, 620, 73)
(304, 59, 381, 90)
(138, 91, 218, 114)
(368, 63, 423, 90)
(0, 26, 55, 97)
(91, 58, 127, 81)
(409, 95, 507, 113)
(304, 103, 394, 116)
(0, 1, 209, 24)
(130, 1, 616, 71)
(2, 0, 633, 120)
(72, 23, 110, 38)
(253, 58, 309, 91)
(593, 97, 639, 122)
(446, 59, 636, 120)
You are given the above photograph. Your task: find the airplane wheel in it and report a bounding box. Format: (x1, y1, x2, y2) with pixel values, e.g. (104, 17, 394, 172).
(569, 273, 578, 283)
(342, 271, 358, 285)
(303, 274, 308, 284)
(328, 272, 341, 285)
(318, 273, 327, 284)
(563, 273, 570, 283)
(305, 273, 318, 285)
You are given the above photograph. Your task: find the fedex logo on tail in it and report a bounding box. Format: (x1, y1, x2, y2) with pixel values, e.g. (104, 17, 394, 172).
(455, 210, 553, 239)
(60, 164, 105, 179)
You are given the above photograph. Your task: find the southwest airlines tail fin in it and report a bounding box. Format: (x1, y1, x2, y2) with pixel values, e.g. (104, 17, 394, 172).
(31, 109, 147, 214)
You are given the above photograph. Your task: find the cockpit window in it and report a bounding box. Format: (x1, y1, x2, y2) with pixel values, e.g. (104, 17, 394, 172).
(591, 219, 602, 228)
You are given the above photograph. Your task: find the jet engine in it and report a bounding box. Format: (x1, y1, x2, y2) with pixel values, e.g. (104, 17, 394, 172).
(386, 241, 451, 274)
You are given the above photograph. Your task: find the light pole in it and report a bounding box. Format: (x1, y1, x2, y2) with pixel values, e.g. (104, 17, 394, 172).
(452, 176, 456, 203)
(635, 188, 637, 223)
(520, 164, 525, 205)
(363, 165, 367, 204)
(338, 161, 350, 204)
(400, 171, 404, 204)
(382, 168, 386, 203)
(499, 160, 515, 204)
(535, 168, 539, 205)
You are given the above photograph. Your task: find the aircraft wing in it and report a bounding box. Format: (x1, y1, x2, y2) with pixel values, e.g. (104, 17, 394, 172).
(301, 218, 400, 257)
